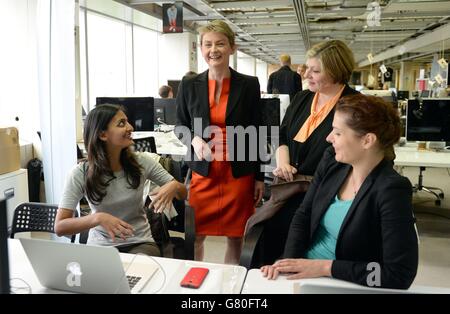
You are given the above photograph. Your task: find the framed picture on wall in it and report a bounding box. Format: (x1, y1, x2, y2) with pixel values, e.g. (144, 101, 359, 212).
(163, 2, 183, 33)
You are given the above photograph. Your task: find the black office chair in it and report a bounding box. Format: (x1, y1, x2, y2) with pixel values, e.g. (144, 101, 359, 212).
(10, 202, 79, 243)
(412, 166, 444, 206)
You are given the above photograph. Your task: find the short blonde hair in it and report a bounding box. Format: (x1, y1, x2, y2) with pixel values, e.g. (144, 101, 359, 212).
(279, 54, 291, 64)
(306, 40, 355, 84)
(198, 20, 235, 47)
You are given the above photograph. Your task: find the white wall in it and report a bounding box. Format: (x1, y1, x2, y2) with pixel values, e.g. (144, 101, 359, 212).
(256, 60, 268, 92)
(158, 32, 197, 86)
(237, 51, 255, 76)
(0, 0, 40, 145)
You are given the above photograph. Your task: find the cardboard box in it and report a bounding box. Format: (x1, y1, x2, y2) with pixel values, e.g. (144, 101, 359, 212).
(0, 127, 21, 175)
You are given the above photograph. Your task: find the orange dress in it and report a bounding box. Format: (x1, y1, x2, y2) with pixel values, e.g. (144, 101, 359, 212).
(188, 78, 255, 237)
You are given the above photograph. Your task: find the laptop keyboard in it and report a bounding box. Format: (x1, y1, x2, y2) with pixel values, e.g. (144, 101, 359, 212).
(127, 275, 142, 289)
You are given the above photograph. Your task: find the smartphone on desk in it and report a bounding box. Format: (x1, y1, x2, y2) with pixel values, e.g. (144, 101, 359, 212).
(180, 267, 209, 289)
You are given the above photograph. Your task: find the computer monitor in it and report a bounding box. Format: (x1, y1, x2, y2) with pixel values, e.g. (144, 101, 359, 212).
(261, 94, 290, 124)
(406, 98, 450, 142)
(96, 97, 154, 131)
(421, 90, 430, 98)
(0, 198, 10, 294)
(167, 80, 181, 97)
(397, 90, 409, 100)
(154, 98, 177, 125)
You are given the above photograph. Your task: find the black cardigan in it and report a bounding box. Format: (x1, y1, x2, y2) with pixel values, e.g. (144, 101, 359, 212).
(175, 68, 263, 181)
(283, 147, 419, 289)
(279, 85, 358, 175)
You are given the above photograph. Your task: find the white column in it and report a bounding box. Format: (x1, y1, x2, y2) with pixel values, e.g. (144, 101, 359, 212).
(36, 0, 76, 204)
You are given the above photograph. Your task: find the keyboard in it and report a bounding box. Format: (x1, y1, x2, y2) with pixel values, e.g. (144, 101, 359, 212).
(127, 275, 142, 289)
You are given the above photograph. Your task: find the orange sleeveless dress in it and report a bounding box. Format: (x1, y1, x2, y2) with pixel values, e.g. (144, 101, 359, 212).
(188, 78, 255, 237)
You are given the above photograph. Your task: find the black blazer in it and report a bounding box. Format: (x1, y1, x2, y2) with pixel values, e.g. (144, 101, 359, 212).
(284, 147, 418, 289)
(279, 85, 358, 175)
(267, 65, 302, 99)
(175, 68, 263, 181)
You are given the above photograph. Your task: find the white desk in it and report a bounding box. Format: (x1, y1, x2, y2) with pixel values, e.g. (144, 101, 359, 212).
(241, 269, 450, 294)
(7, 239, 246, 294)
(133, 131, 187, 156)
(394, 144, 450, 168)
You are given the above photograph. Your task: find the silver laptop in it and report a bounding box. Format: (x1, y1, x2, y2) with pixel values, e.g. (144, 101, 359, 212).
(20, 238, 159, 294)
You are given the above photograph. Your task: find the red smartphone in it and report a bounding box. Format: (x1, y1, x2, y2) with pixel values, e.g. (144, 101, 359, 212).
(180, 267, 209, 289)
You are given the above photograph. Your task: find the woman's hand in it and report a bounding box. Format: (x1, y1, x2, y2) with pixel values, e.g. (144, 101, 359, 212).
(261, 259, 332, 280)
(254, 180, 265, 206)
(95, 212, 134, 242)
(261, 264, 280, 280)
(149, 180, 181, 213)
(272, 164, 297, 182)
(191, 136, 211, 161)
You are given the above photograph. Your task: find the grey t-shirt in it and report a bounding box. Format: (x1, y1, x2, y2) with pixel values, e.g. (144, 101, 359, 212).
(59, 152, 174, 247)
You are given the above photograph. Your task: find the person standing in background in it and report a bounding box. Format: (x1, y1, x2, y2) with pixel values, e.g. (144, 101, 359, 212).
(297, 64, 309, 91)
(159, 85, 173, 99)
(267, 54, 302, 99)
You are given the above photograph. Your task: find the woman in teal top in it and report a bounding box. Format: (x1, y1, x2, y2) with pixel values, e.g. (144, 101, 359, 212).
(261, 94, 418, 289)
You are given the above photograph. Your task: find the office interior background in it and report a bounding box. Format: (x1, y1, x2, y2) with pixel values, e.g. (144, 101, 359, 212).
(1, 0, 450, 291)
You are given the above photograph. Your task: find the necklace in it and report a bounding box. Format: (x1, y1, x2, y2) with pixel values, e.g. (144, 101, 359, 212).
(350, 173, 358, 195)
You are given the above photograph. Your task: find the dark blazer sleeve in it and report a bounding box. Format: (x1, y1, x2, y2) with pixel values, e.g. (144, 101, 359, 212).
(331, 176, 419, 289)
(282, 146, 335, 258)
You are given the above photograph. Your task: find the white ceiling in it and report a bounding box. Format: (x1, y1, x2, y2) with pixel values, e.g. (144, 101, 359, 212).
(119, 0, 450, 66)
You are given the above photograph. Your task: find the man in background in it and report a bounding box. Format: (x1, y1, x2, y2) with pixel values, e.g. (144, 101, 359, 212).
(267, 54, 302, 99)
(159, 85, 173, 98)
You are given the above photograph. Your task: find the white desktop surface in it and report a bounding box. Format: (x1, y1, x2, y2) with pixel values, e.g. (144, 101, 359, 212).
(241, 269, 450, 294)
(133, 131, 187, 156)
(394, 143, 450, 168)
(7, 239, 246, 294)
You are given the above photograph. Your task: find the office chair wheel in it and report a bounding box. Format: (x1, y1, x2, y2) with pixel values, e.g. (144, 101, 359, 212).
(439, 193, 444, 199)
(435, 199, 441, 206)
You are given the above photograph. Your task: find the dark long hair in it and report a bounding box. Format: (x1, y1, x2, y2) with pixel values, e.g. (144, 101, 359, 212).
(83, 104, 142, 204)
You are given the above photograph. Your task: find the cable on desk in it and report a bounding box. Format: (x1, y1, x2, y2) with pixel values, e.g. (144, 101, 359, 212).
(10, 278, 32, 294)
(114, 253, 167, 294)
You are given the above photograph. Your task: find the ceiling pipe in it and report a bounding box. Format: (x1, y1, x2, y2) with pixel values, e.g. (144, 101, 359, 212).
(293, 0, 311, 49)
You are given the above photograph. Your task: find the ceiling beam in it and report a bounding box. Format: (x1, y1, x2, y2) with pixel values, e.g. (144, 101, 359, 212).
(210, 0, 293, 10)
(358, 22, 450, 66)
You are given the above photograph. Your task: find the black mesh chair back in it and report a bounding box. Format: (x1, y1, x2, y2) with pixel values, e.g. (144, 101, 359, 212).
(10, 202, 77, 243)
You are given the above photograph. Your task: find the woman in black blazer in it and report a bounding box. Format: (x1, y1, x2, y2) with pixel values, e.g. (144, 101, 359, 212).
(175, 20, 264, 264)
(253, 40, 358, 267)
(262, 95, 418, 289)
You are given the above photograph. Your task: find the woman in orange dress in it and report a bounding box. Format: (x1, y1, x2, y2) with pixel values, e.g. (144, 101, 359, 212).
(175, 20, 264, 264)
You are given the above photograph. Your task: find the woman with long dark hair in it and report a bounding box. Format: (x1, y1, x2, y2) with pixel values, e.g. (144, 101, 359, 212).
(55, 104, 186, 256)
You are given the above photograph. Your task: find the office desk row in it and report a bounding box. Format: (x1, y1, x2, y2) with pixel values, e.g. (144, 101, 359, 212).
(7, 239, 450, 294)
(133, 131, 450, 169)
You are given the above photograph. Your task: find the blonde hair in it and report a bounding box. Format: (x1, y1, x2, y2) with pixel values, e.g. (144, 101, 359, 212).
(306, 40, 355, 84)
(198, 20, 235, 47)
(279, 54, 291, 64)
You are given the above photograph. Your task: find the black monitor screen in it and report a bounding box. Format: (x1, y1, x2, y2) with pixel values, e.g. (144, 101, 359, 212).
(154, 98, 177, 125)
(0, 199, 10, 294)
(260, 98, 281, 140)
(397, 90, 409, 100)
(96, 97, 154, 131)
(406, 98, 450, 142)
(168, 80, 181, 97)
